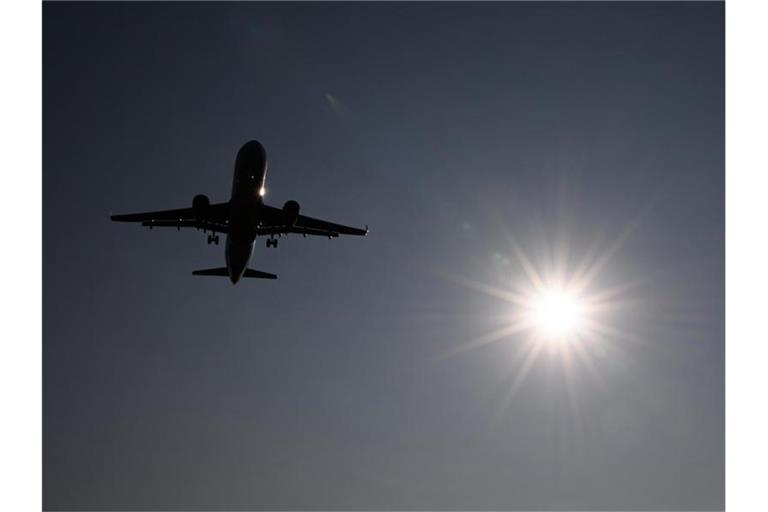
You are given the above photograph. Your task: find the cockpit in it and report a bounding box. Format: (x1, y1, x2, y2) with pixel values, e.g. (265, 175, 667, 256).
(233, 140, 268, 196)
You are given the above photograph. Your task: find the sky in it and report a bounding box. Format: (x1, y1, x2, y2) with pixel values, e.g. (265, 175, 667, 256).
(43, 2, 724, 510)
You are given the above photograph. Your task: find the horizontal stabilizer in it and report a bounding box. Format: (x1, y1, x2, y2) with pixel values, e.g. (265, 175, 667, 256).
(243, 269, 278, 279)
(192, 267, 229, 276)
(192, 267, 277, 279)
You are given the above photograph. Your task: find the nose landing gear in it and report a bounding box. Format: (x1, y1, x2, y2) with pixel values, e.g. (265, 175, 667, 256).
(207, 234, 220, 245)
(266, 237, 278, 248)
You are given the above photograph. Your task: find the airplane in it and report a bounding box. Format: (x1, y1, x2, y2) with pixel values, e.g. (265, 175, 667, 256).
(111, 140, 368, 284)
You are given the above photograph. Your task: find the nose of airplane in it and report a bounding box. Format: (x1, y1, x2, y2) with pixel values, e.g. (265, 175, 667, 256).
(236, 140, 267, 171)
(242, 140, 265, 158)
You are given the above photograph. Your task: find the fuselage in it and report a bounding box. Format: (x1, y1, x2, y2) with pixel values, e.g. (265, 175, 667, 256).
(226, 140, 268, 283)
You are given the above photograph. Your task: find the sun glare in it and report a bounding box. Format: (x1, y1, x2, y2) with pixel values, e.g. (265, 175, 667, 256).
(434, 197, 656, 424)
(439, 223, 646, 411)
(530, 287, 585, 340)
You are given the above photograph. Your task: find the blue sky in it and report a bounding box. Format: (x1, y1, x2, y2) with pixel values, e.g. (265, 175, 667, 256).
(43, 2, 723, 509)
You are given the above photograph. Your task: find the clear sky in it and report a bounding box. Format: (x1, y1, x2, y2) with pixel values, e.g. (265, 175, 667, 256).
(43, 2, 723, 510)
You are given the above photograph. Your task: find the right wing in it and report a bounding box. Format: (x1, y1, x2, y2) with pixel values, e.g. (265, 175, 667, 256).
(111, 202, 231, 232)
(294, 213, 369, 236)
(259, 204, 368, 238)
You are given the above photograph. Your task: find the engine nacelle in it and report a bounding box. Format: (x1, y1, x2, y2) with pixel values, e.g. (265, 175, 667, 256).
(192, 194, 210, 220)
(283, 200, 300, 227)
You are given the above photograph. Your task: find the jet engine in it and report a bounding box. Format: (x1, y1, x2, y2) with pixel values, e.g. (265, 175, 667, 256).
(283, 200, 300, 226)
(192, 194, 210, 220)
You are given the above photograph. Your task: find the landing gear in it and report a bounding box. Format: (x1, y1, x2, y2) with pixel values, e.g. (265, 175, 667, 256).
(266, 238, 278, 248)
(207, 234, 220, 245)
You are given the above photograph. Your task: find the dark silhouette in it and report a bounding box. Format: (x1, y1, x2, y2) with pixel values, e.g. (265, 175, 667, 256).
(111, 140, 368, 283)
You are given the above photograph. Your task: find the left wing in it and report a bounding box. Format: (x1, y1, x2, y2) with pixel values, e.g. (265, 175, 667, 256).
(260, 204, 368, 237)
(111, 202, 231, 232)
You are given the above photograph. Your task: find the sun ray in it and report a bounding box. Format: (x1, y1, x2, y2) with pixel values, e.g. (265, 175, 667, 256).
(581, 317, 644, 346)
(560, 344, 584, 423)
(492, 338, 546, 424)
(505, 234, 547, 291)
(440, 319, 533, 358)
(433, 268, 529, 306)
(568, 333, 604, 386)
(486, 338, 536, 427)
(570, 198, 657, 293)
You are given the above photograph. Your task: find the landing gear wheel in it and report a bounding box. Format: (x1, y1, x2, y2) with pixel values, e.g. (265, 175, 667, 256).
(207, 235, 213, 245)
(266, 238, 278, 248)
(214, 235, 220, 245)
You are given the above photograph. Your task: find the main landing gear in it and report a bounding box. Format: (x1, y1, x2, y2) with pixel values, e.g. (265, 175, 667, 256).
(207, 234, 220, 245)
(266, 237, 278, 248)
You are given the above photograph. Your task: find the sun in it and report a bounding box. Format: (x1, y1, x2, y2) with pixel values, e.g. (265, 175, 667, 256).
(436, 202, 652, 419)
(529, 287, 585, 341)
(438, 232, 638, 401)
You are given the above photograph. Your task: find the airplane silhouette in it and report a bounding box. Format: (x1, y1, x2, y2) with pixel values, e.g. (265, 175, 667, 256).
(111, 140, 368, 283)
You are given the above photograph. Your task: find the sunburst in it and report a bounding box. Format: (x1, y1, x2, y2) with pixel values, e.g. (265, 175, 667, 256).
(439, 225, 647, 421)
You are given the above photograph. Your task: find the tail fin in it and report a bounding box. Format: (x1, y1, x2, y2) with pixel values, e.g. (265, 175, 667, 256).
(192, 267, 277, 279)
